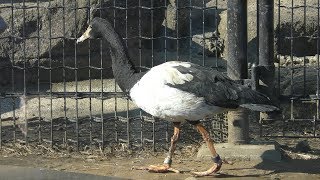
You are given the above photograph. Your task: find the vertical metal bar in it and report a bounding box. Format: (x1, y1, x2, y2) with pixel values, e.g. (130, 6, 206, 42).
(313, 116, 317, 137)
(176, 0, 179, 61)
(164, 0, 169, 146)
(256, 0, 259, 66)
(112, 0, 118, 144)
(202, 0, 205, 66)
(277, 0, 286, 136)
(49, 0, 53, 148)
(23, 0, 28, 144)
(140, 115, 143, 148)
(125, 0, 130, 149)
(74, 0, 79, 151)
(227, 0, 249, 144)
(151, 0, 155, 151)
(165, 119, 168, 149)
(290, 0, 294, 122)
(10, 0, 16, 144)
(290, 0, 294, 96)
(316, 0, 320, 101)
(152, 119, 155, 152)
(277, 0, 281, 101)
(100, 0, 104, 150)
(215, 0, 218, 67)
(258, 0, 275, 122)
(317, 0, 320, 137)
(188, 0, 192, 63)
(151, 0, 154, 67)
(278, 0, 283, 136)
(164, 0, 167, 63)
(37, 0, 42, 143)
(62, 0, 67, 147)
(138, 0, 143, 148)
(127, 98, 130, 148)
(138, 0, 142, 68)
(259, 115, 263, 137)
(0, 99, 2, 148)
(219, 116, 224, 141)
(88, 0, 93, 148)
(303, 0, 306, 96)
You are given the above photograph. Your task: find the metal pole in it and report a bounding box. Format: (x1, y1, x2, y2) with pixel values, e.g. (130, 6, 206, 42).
(258, 0, 276, 120)
(258, 0, 275, 93)
(227, 0, 249, 144)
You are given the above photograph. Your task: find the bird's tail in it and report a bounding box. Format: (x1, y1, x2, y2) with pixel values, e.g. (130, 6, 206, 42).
(239, 87, 279, 112)
(239, 103, 279, 112)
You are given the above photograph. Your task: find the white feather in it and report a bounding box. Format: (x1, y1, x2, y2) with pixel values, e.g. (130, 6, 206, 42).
(130, 61, 226, 122)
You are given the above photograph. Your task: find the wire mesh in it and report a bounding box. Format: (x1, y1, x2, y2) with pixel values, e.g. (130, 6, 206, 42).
(0, 0, 226, 152)
(260, 0, 320, 138)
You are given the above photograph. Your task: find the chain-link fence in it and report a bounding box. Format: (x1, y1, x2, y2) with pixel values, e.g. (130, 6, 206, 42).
(0, 0, 227, 152)
(260, 0, 320, 138)
(0, 0, 319, 153)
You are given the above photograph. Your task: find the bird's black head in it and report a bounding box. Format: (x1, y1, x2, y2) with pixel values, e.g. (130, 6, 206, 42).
(77, 18, 107, 43)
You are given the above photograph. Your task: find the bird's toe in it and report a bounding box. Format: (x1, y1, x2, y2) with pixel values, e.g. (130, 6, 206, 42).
(132, 164, 180, 173)
(191, 162, 222, 177)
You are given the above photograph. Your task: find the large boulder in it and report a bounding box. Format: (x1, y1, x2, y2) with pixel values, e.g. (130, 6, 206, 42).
(218, 0, 320, 63)
(0, 0, 166, 85)
(162, 0, 224, 56)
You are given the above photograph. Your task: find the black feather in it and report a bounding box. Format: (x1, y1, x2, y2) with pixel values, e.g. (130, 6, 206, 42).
(167, 63, 278, 112)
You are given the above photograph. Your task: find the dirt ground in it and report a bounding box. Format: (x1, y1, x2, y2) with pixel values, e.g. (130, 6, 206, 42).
(0, 141, 319, 180)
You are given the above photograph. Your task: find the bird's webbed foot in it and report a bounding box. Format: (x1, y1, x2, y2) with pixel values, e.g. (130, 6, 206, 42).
(191, 154, 223, 177)
(132, 158, 180, 173)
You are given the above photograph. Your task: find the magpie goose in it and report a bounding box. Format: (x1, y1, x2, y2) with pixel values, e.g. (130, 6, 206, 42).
(77, 17, 278, 176)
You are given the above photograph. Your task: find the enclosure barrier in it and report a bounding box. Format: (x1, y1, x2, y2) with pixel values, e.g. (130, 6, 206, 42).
(0, 0, 318, 153)
(0, 0, 226, 151)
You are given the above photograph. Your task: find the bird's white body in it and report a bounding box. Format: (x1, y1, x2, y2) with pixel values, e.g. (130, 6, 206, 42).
(129, 61, 226, 122)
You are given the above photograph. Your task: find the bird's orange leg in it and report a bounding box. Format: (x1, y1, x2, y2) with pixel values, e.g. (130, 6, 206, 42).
(133, 122, 181, 173)
(191, 123, 223, 176)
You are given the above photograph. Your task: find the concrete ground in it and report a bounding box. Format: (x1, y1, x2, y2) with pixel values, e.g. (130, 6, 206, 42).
(0, 153, 319, 180)
(197, 142, 282, 162)
(0, 165, 125, 180)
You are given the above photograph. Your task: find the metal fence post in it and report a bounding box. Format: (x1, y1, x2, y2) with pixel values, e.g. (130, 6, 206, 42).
(258, 0, 274, 92)
(227, 0, 249, 144)
(258, 0, 276, 121)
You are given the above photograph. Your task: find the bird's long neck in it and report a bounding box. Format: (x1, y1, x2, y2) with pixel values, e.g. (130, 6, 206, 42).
(99, 20, 140, 92)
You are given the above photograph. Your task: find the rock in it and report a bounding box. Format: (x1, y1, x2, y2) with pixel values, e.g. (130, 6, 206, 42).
(165, 0, 209, 37)
(281, 69, 318, 96)
(162, 0, 223, 56)
(0, 0, 166, 84)
(0, 0, 91, 60)
(275, 1, 319, 57)
(218, 0, 320, 62)
(296, 153, 319, 160)
(192, 31, 224, 57)
(295, 140, 311, 153)
(95, 0, 166, 49)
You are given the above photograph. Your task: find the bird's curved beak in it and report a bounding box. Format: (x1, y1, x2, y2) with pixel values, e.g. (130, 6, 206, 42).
(76, 26, 92, 44)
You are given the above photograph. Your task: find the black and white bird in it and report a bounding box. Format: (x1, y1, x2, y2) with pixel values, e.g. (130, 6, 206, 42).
(77, 17, 278, 176)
